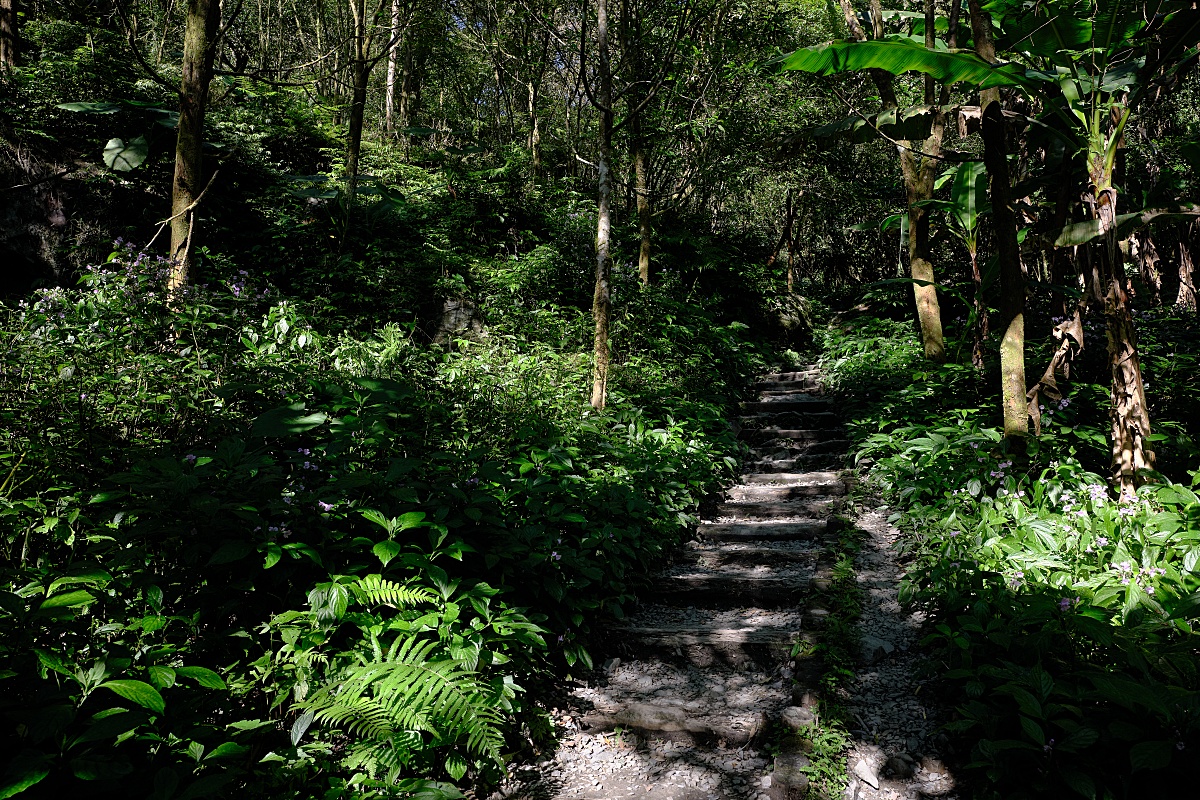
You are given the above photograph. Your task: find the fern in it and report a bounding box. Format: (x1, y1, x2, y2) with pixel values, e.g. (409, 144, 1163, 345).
(351, 574, 436, 608)
(290, 576, 507, 785)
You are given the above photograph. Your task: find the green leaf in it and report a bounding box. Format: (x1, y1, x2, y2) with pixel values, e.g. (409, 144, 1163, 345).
(103, 136, 149, 172)
(251, 404, 328, 437)
(290, 709, 314, 746)
(148, 666, 177, 688)
(373, 539, 403, 567)
(0, 751, 53, 799)
(39, 589, 95, 610)
(204, 742, 248, 760)
(781, 36, 1032, 89)
(99, 680, 165, 714)
(175, 666, 226, 689)
(57, 101, 123, 114)
(1130, 739, 1174, 772)
(207, 540, 253, 565)
(69, 754, 133, 781)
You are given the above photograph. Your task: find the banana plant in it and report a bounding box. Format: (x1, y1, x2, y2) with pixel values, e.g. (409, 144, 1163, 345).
(781, 0, 1200, 491)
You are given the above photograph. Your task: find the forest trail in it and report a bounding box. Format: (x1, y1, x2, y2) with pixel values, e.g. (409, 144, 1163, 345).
(491, 367, 962, 800)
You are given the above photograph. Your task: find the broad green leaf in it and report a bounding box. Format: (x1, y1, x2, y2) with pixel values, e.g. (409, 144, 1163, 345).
(1130, 740, 1174, 772)
(148, 666, 176, 688)
(100, 680, 165, 714)
(69, 754, 133, 781)
(103, 136, 149, 172)
(39, 589, 95, 609)
(782, 36, 1031, 89)
(373, 539, 403, 567)
(0, 751, 53, 799)
(250, 404, 328, 437)
(175, 666, 226, 689)
(57, 101, 122, 114)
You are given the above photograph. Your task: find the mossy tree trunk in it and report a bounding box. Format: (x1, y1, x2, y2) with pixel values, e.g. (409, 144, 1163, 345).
(590, 0, 614, 409)
(168, 0, 221, 291)
(968, 0, 1026, 439)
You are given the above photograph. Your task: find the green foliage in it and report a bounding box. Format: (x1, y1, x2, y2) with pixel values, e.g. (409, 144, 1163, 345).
(825, 318, 1200, 799)
(0, 235, 764, 796)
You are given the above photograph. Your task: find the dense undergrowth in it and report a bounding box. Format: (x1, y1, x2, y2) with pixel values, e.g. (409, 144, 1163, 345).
(0, 218, 778, 797)
(822, 309, 1200, 799)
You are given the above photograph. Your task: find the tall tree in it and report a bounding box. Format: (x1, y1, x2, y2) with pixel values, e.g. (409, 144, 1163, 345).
(0, 0, 16, 68)
(168, 0, 222, 290)
(587, 0, 615, 409)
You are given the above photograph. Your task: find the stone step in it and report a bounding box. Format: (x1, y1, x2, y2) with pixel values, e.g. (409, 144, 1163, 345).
(686, 540, 821, 564)
(752, 438, 851, 457)
(650, 573, 811, 605)
(754, 380, 821, 393)
(740, 412, 841, 429)
(741, 399, 833, 413)
(747, 454, 843, 473)
(728, 482, 846, 502)
(699, 520, 829, 541)
(762, 368, 819, 382)
(742, 427, 844, 443)
(739, 471, 845, 485)
(713, 497, 842, 519)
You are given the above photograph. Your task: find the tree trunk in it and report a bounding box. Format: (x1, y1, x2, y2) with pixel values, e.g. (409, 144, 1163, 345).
(633, 112, 651, 285)
(590, 0, 614, 410)
(969, 248, 986, 369)
(168, 0, 221, 291)
(1178, 222, 1198, 311)
(528, 80, 541, 175)
(969, 0, 1026, 439)
(345, 0, 372, 209)
(0, 0, 17, 68)
(384, 0, 401, 132)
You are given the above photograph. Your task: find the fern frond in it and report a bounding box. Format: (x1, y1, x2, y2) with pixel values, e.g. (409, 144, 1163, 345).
(299, 634, 506, 768)
(352, 574, 435, 608)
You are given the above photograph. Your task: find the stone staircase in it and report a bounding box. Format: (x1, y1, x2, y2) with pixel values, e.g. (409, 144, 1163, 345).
(532, 366, 848, 800)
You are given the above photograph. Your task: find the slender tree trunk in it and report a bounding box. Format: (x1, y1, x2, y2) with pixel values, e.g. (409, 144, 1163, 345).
(969, 248, 986, 369)
(384, 0, 400, 132)
(969, 0, 1026, 439)
(590, 0, 614, 409)
(0, 0, 17, 68)
(1178, 222, 1198, 311)
(168, 0, 221, 290)
(632, 110, 651, 285)
(528, 80, 541, 175)
(345, 0, 372, 209)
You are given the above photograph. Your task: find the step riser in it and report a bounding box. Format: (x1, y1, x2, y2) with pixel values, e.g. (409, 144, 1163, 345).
(714, 499, 841, 519)
(742, 401, 833, 413)
(701, 521, 828, 540)
(748, 457, 842, 473)
(743, 428, 844, 442)
(728, 485, 846, 501)
(752, 440, 851, 457)
(649, 582, 811, 606)
(739, 471, 843, 485)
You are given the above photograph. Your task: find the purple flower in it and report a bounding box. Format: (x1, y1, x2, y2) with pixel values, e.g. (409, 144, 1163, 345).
(184, 454, 198, 463)
(318, 501, 334, 512)
(551, 551, 561, 561)
(1058, 598, 1071, 611)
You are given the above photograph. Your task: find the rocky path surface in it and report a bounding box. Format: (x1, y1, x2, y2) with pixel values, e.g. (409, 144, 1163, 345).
(491, 367, 960, 800)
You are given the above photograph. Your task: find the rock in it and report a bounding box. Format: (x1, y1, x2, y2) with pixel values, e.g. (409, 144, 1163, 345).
(602, 657, 621, 673)
(853, 758, 879, 789)
(885, 755, 914, 779)
(860, 635, 895, 665)
(905, 737, 921, 755)
(772, 753, 811, 798)
(780, 705, 816, 732)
